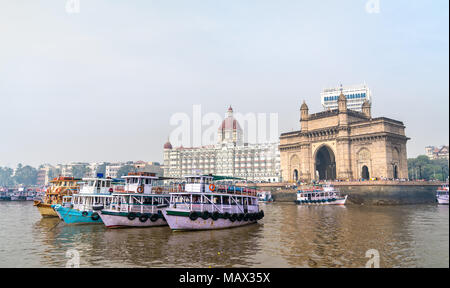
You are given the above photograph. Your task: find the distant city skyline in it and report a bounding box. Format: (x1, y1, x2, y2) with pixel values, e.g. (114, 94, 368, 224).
(1, 1, 448, 168)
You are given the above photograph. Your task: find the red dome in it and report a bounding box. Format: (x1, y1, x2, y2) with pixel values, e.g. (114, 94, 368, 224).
(164, 141, 172, 149)
(219, 117, 241, 131)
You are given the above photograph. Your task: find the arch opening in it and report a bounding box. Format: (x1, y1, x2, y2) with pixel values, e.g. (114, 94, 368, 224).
(315, 146, 336, 180)
(293, 169, 299, 182)
(362, 165, 370, 180)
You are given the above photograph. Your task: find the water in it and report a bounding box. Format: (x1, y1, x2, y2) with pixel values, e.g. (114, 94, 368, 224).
(0, 201, 448, 268)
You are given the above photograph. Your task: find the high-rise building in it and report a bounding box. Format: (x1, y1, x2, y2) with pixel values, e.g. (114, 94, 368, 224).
(321, 83, 372, 112)
(163, 106, 281, 182)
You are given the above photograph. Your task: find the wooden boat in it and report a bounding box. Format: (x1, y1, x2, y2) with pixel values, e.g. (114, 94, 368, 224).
(99, 172, 172, 228)
(53, 175, 122, 224)
(295, 184, 347, 205)
(34, 176, 80, 217)
(436, 184, 449, 205)
(163, 175, 264, 231)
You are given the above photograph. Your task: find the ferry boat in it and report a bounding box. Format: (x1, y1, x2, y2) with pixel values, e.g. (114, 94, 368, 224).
(10, 189, 26, 201)
(295, 184, 347, 205)
(163, 175, 264, 231)
(0, 190, 11, 201)
(52, 175, 120, 224)
(436, 184, 449, 205)
(34, 176, 80, 217)
(98, 172, 172, 228)
(257, 191, 274, 203)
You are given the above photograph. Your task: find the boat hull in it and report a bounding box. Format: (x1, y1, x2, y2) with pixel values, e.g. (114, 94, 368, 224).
(53, 205, 103, 224)
(99, 211, 167, 228)
(34, 201, 59, 217)
(437, 197, 449, 205)
(295, 195, 348, 206)
(163, 210, 258, 231)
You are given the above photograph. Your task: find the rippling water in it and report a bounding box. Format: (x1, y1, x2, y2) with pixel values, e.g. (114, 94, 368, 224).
(0, 201, 448, 268)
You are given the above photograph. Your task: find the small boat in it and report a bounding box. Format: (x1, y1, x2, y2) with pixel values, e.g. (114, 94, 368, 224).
(34, 176, 81, 217)
(53, 175, 120, 224)
(99, 172, 171, 228)
(257, 191, 274, 203)
(295, 184, 347, 205)
(163, 175, 264, 231)
(25, 190, 36, 201)
(10, 190, 26, 201)
(0, 190, 11, 201)
(436, 184, 449, 205)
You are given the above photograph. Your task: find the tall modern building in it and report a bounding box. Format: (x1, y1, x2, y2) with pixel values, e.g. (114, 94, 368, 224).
(163, 106, 281, 182)
(321, 83, 372, 112)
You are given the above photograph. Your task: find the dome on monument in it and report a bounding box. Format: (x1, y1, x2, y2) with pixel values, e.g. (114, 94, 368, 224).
(300, 101, 309, 110)
(164, 140, 172, 149)
(219, 106, 242, 131)
(362, 100, 371, 108)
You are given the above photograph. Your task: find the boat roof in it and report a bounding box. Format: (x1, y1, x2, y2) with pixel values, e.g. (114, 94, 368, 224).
(81, 177, 113, 181)
(122, 172, 159, 179)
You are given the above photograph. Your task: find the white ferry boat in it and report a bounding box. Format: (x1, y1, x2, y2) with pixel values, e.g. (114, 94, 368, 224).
(257, 191, 274, 203)
(295, 184, 347, 205)
(436, 184, 449, 205)
(53, 175, 118, 224)
(163, 175, 264, 231)
(98, 172, 172, 228)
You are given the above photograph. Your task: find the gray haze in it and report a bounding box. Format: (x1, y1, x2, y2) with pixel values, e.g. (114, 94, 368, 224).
(0, 0, 448, 167)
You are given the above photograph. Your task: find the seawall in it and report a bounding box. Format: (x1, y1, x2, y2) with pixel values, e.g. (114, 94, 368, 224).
(268, 181, 442, 205)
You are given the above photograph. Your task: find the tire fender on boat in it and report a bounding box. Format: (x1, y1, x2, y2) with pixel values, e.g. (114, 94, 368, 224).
(91, 212, 100, 221)
(139, 214, 149, 222)
(150, 214, 159, 222)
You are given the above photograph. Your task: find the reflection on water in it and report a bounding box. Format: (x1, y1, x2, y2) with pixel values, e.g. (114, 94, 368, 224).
(0, 201, 448, 267)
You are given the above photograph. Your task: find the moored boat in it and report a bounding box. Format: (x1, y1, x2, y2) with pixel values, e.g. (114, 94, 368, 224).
(53, 175, 121, 224)
(436, 184, 449, 205)
(257, 191, 274, 203)
(99, 172, 172, 228)
(163, 175, 264, 231)
(34, 176, 80, 217)
(295, 184, 347, 205)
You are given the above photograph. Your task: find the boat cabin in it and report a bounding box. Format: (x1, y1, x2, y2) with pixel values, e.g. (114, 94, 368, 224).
(184, 175, 215, 193)
(79, 175, 113, 195)
(122, 172, 159, 194)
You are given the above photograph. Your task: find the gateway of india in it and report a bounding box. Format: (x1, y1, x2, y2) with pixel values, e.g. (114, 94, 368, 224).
(280, 87, 410, 182)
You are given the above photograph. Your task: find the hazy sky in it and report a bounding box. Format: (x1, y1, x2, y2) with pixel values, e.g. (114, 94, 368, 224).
(0, 0, 448, 168)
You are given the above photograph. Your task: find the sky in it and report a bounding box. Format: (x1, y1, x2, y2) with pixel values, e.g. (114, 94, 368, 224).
(0, 0, 448, 168)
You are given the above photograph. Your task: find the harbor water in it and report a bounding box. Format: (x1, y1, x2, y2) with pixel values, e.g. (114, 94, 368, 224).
(0, 201, 448, 268)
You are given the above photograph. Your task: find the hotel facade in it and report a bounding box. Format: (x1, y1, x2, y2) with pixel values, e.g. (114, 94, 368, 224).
(163, 107, 281, 182)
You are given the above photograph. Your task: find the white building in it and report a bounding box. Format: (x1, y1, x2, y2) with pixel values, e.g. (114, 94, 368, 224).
(321, 83, 372, 112)
(163, 106, 281, 182)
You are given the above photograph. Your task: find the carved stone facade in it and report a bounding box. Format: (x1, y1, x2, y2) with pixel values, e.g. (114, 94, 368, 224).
(280, 93, 409, 182)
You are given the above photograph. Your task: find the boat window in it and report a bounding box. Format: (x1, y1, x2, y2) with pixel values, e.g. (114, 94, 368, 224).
(212, 195, 221, 204)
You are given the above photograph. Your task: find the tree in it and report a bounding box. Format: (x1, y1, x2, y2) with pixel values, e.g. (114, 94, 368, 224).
(13, 164, 38, 185)
(116, 165, 136, 178)
(408, 155, 449, 181)
(72, 165, 88, 178)
(0, 167, 14, 186)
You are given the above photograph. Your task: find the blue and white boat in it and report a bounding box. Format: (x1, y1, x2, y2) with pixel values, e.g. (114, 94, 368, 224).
(53, 175, 123, 224)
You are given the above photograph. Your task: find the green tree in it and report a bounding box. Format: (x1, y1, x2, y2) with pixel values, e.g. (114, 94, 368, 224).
(408, 155, 449, 181)
(13, 164, 38, 185)
(0, 167, 14, 186)
(72, 165, 88, 178)
(116, 165, 136, 178)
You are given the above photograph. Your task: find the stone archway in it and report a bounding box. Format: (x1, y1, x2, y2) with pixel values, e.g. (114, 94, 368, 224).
(289, 155, 300, 182)
(393, 165, 398, 179)
(293, 169, 299, 182)
(315, 145, 336, 180)
(362, 165, 370, 180)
